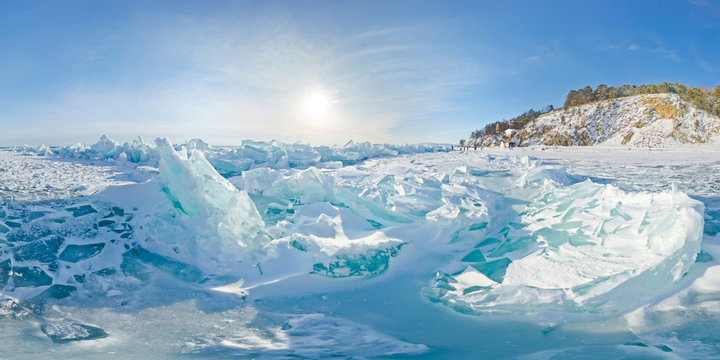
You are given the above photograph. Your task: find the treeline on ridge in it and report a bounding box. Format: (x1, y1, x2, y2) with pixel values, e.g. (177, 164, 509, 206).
(564, 82, 720, 117)
(469, 105, 555, 141)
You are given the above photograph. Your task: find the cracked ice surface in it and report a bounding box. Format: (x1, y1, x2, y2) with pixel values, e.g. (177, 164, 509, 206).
(0, 151, 129, 201)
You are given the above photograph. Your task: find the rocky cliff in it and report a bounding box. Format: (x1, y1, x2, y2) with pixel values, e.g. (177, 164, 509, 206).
(516, 94, 720, 147)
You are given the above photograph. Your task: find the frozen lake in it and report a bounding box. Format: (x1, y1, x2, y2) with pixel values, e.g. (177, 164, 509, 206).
(1, 142, 719, 359)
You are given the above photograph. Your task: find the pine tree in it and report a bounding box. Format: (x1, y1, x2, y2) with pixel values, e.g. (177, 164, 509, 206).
(594, 84, 610, 101)
(581, 86, 594, 103)
(712, 85, 720, 99)
(564, 90, 579, 107)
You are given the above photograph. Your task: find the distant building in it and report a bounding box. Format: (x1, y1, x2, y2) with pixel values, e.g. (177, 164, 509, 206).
(502, 129, 518, 148)
(495, 121, 509, 134)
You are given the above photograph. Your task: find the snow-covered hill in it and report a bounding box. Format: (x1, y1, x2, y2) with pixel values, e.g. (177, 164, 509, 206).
(517, 93, 720, 147)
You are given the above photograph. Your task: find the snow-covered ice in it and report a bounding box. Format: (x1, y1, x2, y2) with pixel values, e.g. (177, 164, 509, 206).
(1, 139, 720, 358)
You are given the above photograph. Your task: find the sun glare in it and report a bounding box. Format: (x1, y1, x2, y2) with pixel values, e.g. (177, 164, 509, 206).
(302, 91, 332, 119)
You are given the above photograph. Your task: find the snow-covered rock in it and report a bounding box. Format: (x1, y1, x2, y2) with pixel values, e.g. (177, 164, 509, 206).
(517, 94, 720, 147)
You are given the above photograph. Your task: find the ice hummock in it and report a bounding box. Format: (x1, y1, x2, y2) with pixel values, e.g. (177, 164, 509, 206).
(148, 139, 405, 282)
(423, 160, 704, 320)
(152, 138, 269, 255)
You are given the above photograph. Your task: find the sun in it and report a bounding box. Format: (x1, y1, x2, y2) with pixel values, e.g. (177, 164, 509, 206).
(302, 90, 332, 118)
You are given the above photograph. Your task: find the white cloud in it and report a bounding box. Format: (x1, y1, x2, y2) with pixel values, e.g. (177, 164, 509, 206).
(653, 47, 682, 62)
(523, 42, 563, 63)
(689, 45, 714, 73)
(597, 44, 620, 51)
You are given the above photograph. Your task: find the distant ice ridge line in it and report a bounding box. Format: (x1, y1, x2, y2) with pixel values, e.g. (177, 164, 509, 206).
(14, 135, 451, 173)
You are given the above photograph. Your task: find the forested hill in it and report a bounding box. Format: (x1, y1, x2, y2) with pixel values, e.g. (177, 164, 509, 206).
(467, 82, 720, 148)
(563, 82, 720, 117)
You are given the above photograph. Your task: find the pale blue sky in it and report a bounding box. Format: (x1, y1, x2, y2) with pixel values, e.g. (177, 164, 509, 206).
(1, 0, 719, 146)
